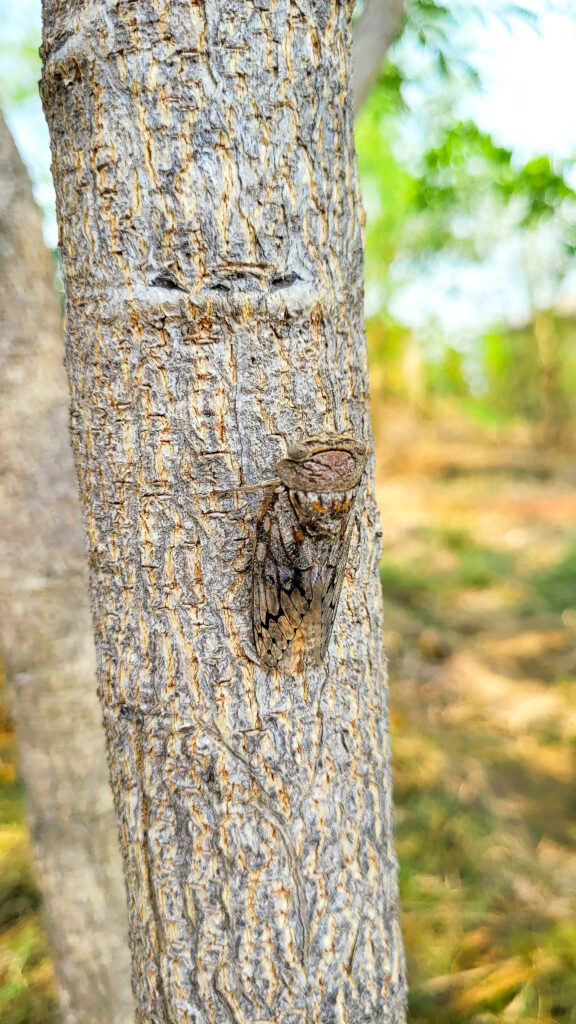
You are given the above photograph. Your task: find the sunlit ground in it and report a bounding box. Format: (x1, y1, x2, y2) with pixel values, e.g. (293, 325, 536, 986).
(1, 399, 576, 1022)
(375, 401, 576, 1023)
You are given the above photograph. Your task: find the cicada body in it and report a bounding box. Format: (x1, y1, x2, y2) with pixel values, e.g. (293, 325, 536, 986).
(252, 435, 367, 668)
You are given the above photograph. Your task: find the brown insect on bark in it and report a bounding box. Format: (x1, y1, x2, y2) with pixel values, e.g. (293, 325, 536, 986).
(252, 435, 367, 668)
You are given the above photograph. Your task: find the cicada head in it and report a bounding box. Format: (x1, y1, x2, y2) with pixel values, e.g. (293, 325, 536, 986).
(277, 434, 367, 494)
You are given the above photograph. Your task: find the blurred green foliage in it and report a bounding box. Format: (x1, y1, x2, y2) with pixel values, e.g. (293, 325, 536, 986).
(0, 39, 39, 110)
(482, 313, 576, 441)
(531, 540, 576, 615)
(415, 123, 576, 246)
(358, 1, 576, 444)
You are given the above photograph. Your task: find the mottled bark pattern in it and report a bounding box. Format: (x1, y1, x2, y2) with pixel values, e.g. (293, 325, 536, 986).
(41, 2, 406, 1021)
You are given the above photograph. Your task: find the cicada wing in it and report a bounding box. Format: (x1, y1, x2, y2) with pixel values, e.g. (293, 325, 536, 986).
(252, 488, 315, 667)
(252, 481, 361, 669)
(311, 519, 355, 665)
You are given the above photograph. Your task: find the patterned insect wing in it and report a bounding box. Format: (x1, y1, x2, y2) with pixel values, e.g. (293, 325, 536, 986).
(252, 435, 366, 668)
(316, 497, 357, 664)
(252, 486, 316, 667)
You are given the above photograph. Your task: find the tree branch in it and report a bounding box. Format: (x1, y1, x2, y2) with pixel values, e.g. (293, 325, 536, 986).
(352, 0, 406, 114)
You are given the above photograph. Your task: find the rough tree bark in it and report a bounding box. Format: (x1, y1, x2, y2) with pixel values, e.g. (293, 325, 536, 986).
(41, 2, 406, 1022)
(352, 0, 406, 113)
(0, 111, 134, 1023)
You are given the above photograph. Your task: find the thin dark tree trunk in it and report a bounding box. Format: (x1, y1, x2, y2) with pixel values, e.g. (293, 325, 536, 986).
(40, 2, 406, 1021)
(0, 110, 134, 1024)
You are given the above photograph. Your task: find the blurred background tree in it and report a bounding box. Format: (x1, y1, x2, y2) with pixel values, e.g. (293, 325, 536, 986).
(0, 49, 134, 1024)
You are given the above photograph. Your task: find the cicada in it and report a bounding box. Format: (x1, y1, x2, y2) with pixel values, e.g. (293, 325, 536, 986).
(252, 435, 367, 668)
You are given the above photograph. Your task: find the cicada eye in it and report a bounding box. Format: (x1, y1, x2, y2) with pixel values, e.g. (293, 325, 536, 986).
(286, 442, 309, 461)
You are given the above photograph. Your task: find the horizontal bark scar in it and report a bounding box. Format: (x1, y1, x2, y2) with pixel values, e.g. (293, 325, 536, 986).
(150, 274, 187, 292)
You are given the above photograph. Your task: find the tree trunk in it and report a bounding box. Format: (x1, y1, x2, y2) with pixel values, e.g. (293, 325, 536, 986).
(0, 111, 134, 1023)
(40, 2, 406, 1021)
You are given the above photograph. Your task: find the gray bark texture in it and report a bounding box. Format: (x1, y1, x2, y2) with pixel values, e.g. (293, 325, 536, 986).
(352, 0, 405, 113)
(40, 2, 406, 1022)
(0, 111, 134, 1023)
